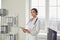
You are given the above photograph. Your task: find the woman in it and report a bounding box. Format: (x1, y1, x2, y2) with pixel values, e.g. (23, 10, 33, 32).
(22, 8, 40, 40)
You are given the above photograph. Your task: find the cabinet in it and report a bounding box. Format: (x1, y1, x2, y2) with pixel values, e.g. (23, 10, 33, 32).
(0, 9, 18, 40)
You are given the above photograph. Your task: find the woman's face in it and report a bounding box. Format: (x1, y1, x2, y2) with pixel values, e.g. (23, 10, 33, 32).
(31, 10, 37, 18)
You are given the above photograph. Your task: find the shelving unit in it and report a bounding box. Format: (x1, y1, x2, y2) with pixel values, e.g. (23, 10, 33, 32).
(0, 9, 18, 40)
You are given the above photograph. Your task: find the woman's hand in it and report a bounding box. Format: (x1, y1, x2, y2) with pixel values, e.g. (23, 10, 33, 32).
(26, 29, 31, 33)
(23, 29, 30, 33)
(23, 29, 27, 33)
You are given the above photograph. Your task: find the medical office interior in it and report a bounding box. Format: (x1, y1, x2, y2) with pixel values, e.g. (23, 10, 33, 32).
(0, 0, 60, 40)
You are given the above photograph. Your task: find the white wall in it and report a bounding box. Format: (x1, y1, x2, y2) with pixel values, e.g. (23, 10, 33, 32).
(1, 0, 26, 40)
(0, 0, 1, 8)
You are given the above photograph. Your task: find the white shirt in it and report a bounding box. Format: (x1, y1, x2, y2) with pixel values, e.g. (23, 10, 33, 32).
(25, 17, 40, 40)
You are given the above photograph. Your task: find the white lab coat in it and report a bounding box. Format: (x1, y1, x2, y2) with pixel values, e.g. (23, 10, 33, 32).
(25, 17, 40, 40)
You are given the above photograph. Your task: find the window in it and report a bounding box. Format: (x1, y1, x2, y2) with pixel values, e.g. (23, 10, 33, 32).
(49, 0, 60, 32)
(31, 0, 46, 19)
(58, 0, 60, 19)
(49, 0, 60, 19)
(49, 0, 57, 19)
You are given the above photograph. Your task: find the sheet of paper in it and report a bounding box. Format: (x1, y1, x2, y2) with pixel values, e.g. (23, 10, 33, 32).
(20, 26, 24, 29)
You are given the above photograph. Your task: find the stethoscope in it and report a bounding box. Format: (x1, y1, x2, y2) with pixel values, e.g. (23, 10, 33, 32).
(28, 18, 38, 25)
(34, 18, 38, 25)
